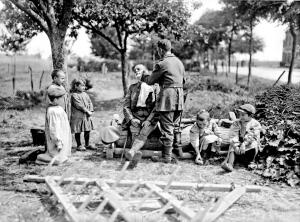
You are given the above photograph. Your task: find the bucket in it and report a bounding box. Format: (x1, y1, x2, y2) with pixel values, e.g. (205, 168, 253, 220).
(30, 128, 45, 146)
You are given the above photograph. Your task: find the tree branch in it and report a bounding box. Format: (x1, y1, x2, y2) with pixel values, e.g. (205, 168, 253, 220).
(58, 0, 74, 29)
(80, 22, 122, 52)
(115, 22, 123, 49)
(8, 0, 49, 33)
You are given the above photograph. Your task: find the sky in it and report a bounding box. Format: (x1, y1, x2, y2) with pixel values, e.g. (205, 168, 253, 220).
(3, 0, 288, 61)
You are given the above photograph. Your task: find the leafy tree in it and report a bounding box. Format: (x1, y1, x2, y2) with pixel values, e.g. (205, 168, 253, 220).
(1, 0, 75, 71)
(74, 0, 190, 96)
(224, 0, 278, 87)
(269, 1, 300, 85)
(231, 34, 264, 54)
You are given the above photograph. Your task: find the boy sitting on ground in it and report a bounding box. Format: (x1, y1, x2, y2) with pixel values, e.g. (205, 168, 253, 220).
(221, 104, 261, 172)
(190, 110, 222, 165)
(36, 86, 72, 165)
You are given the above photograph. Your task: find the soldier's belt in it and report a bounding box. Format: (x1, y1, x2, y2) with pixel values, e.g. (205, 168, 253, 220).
(161, 84, 183, 88)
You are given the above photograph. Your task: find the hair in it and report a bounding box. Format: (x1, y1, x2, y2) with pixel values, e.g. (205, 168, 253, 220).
(157, 39, 172, 52)
(132, 64, 149, 75)
(51, 69, 64, 79)
(48, 95, 56, 102)
(70, 78, 85, 92)
(196, 110, 210, 120)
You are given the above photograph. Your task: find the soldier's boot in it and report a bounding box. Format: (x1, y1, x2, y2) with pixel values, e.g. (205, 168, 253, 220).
(125, 139, 145, 169)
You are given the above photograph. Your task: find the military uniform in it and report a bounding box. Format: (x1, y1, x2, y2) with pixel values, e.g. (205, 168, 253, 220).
(142, 53, 185, 161)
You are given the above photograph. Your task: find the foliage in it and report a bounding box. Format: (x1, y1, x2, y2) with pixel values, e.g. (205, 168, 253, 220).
(73, 0, 191, 95)
(90, 32, 120, 59)
(231, 34, 264, 54)
(77, 58, 121, 72)
(2, 0, 75, 69)
(253, 85, 300, 186)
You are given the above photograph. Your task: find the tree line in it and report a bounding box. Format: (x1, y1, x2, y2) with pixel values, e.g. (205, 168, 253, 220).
(1, 0, 299, 96)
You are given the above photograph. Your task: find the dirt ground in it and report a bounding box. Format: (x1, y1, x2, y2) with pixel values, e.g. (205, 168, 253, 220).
(1, 73, 300, 222)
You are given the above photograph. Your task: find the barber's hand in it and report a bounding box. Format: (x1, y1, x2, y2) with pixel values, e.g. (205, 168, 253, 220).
(142, 120, 151, 128)
(131, 118, 141, 127)
(216, 138, 222, 146)
(240, 143, 246, 155)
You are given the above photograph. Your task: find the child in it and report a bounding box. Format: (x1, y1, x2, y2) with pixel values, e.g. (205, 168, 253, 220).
(46, 70, 70, 118)
(70, 79, 94, 151)
(36, 86, 72, 165)
(190, 110, 222, 165)
(221, 104, 261, 172)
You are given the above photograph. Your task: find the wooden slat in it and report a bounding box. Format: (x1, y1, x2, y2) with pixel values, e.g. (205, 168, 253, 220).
(24, 175, 268, 192)
(201, 187, 247, 222)
(95, 180, 133, 222)
(145, 183, 196, 220)
(45, 177, 81, 222)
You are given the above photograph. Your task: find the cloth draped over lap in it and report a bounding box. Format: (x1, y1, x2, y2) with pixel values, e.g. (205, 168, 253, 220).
(38, 105, 72, 163)
(70, 92, 94, 133)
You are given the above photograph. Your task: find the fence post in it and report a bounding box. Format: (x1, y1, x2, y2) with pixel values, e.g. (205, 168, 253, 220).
(28, 66, 34, 91)
(235, 61, 239, 85)
(39, 70, 45, 90)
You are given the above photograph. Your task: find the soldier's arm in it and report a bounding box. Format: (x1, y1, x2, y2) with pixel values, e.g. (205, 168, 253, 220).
(123, 86, 134, 124)
(141, 63, 162, 85)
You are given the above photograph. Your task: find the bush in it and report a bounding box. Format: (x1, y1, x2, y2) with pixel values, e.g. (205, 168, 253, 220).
(77, 58, 121, 72)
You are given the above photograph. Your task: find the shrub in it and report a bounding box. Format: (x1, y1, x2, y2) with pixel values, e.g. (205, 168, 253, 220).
(77, 58, 121, 72)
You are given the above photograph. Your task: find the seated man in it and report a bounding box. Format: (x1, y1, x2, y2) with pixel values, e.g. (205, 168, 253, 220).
(221, 104, 261, 172)
(190, 110, 222, 165)
(99, 64, 158, 168)
(123, 64, 159, 168)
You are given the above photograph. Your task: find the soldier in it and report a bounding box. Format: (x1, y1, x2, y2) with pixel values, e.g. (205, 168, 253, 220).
(141, 39, 185, 163)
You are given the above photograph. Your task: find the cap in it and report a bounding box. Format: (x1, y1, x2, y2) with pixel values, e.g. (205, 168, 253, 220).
(196, 110, 210, 120)
(237, 104, 256, 114)
(157, 39, 172, 51)
(47, 85, 66, 98)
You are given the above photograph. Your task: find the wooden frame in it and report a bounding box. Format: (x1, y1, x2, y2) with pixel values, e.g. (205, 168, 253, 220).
(26, 172, 269, 222)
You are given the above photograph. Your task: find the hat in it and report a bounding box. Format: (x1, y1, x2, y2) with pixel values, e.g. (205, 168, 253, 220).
(237, 104, 256, 114)
(47, 85, 66, 98)
(157, 39, 172, 51)
(196, 110, 210, 120)
(100, 126, 120, 144)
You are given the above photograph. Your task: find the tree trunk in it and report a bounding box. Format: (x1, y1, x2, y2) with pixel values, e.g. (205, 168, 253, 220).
(247, 19, 253, 88)
(121, 51, 128, 96)
(288, 22, 297, 85)
(227, 29, 234, 76)
(49, 30, 66, 71)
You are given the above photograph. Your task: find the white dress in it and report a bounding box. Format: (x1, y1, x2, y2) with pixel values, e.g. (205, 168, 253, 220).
(37, 105, 72, 163)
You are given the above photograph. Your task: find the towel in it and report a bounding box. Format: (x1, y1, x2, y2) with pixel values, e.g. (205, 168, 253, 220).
(137, 82, 155, 107)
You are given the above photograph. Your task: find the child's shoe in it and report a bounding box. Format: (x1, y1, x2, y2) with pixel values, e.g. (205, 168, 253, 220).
(221, 162, 234, 172)
(77, 145, 86, 151)
(85, 144, 96, 150)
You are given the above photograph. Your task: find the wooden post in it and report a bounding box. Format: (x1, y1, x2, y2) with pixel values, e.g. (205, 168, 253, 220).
(273, 70, 286, 87)
(28, 66, 34, 91)
(12, 55, 16, 95)
(39, 70, 45, 90)
(235, 61, 239, 85)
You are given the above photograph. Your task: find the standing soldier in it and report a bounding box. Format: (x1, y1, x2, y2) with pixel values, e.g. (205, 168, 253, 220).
(141, 39, 185, 163)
